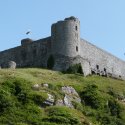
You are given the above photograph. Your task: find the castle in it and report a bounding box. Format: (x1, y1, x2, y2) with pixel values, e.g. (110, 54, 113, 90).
(0, 16, 125, 79)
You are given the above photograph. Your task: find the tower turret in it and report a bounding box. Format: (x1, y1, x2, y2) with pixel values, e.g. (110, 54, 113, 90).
(51, 16, 80, 57)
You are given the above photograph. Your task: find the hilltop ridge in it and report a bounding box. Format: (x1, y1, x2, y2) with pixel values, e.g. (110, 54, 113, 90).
(0, 68, 125, 125)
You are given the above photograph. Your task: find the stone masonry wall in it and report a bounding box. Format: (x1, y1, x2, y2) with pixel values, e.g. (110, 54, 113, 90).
(52, 54, 91, 76)
(0, 37, 51, 68)
(80, 39, 125, 79)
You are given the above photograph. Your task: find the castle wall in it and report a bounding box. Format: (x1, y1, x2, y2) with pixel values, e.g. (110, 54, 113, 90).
(80, 39, 125, 79)
(52, 54, 90, 76)
(0, 37, 51, 68)
(0, 16, 125, 80)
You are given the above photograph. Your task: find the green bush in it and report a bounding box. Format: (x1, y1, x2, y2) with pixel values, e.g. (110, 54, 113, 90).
(66, 63, 83, 74)
(0, 89, 13, 113)
(17, 91, 29, 104)
(107, 87, 118, 98)
(31, 91, 48, 105)
(43, 116, 71, 124)
(97, 113, 115, 125)
(14, 83, 22, 96)
(16, 123, 29, 125)
(44, 106, 81, 125)
(82, 106, 97, 117)
(72, 101, 83, 111)
(108, 99, 122, 117)
(47, 55, 55, 69)
(97, 113, 125, 125)
(81, 84, 104, 109)
(13, 80, 30, 104)
(1, 80, 15, 94)
(2, 78, 32, 105)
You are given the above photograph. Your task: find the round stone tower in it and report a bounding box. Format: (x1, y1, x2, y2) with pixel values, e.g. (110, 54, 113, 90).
(51, 16, 80, 57)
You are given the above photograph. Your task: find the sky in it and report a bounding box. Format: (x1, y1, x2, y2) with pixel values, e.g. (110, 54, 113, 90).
(0, 0, 125, 60)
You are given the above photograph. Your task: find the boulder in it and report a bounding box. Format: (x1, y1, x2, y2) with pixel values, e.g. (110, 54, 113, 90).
(8, 61, 16, 69)
(44, 93, 54, 106)
(56, 99, 64, 106)
(62, 86, 81, 108)
(62, 86, 79, 96)
(64, 94, 74, 108)
(42, 83, 49, 88)
(32, 84, 41, 90)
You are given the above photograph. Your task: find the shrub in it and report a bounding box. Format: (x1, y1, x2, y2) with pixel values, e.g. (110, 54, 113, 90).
(44, 106, 81, 124)
(97, 113, 125, 125)
(17, 91, 29, 104)
(72, 101, 83, 111)
(107, 87, 118, 98)
(16, 123, 29, 125)
(47, 55, 55, 69)
(42, 116, 70, 124)
(1, 78, 30, 96)
(31, 92, 48, 105)
(66, 63, 83, 74)
(81, 84, 104, 109)
(0, 89, 13, 113)
(97, 113, 114, 125)
(1, 80, 15, 94)
(108, 99, 122, 117)
(12, 79, 31, 104)
(14, 83, 22, 96)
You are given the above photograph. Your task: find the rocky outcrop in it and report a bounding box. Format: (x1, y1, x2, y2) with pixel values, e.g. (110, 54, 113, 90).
(32, 84, 41, 91)
(42, 83, 49, 88)
(32, 83, 81, 108)
(61, 86, 81, 108)
(62, 86, 80, 96)
(8, 61, 16, 69)
(44, 93, 54, 106)
(56, 99, 64, 106)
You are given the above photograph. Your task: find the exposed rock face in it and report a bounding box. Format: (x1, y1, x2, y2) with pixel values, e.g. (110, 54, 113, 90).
(32, 83, 55, 106)
(32, 84, 41, 91)
(62, 86, 81, 108)
(56, 99, 64, 106)
(62, 86, 79, 96)
(8, 61, 16, 69)
(44, 93, 54, 106)
(32, 84, 81, 108)
(64, 95, 74, 108)
(42, 83, 49, 88)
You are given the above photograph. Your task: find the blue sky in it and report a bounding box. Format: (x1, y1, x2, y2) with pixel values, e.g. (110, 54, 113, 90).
(0, 0, 125, 60)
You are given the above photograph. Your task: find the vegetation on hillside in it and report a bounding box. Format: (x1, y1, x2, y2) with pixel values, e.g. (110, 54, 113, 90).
(0, 68, 125, 125)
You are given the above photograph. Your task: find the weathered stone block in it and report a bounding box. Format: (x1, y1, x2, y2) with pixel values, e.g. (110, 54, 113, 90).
(8, 61, 16, 69)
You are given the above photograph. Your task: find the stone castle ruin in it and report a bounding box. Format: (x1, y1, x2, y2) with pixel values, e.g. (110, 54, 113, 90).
(0, 16, 125, 79)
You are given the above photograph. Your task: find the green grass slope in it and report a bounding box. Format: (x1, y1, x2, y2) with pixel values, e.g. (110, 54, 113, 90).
(0, 68, 125, 125)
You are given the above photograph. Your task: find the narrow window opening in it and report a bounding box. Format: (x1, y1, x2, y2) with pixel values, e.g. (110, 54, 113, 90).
(75, 26, 78, 31)
(119, 75, 121, 78)
(104, 68, 106, 72)
(96, 65, 99, 70)
(76, 46, 78, 52)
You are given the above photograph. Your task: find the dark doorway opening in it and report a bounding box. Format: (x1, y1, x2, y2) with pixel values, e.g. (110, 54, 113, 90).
(96, 65, 99, 70)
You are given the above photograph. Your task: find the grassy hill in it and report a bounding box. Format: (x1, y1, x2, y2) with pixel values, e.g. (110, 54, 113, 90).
(0, 68, 125, 125)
